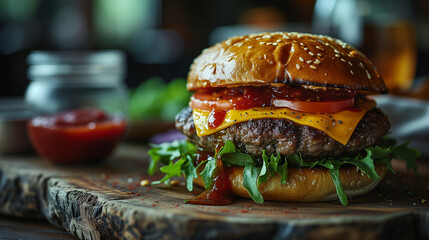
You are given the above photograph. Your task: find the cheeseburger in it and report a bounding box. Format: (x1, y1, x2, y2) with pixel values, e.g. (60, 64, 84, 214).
(149, 32, 418, 206)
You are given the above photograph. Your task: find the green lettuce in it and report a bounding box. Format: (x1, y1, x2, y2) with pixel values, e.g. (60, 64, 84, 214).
(148, 139, 419, 206)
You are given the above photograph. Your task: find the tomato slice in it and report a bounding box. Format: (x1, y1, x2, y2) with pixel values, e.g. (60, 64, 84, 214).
(272, 98, 355, 113)
(190, 93, 234, 111)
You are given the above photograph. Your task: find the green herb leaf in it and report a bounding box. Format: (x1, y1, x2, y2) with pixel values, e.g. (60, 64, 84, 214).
(182, 155, 198, 191)
(277, 159, 288, 184)
(257, 153, 269, 186)
(345, 150, 380, 180)
(222, 153, 254, 166)
(148, 137, 420, 207)
(321, 160, 348, 206)
(152, 158, 186, 185)
(243, 164, 263, 203)
(219, 140, 237, 155)
(199, 158, 217, 190)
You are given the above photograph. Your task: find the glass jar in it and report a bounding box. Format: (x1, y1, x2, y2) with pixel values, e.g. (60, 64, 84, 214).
(25, 50, 129, 119)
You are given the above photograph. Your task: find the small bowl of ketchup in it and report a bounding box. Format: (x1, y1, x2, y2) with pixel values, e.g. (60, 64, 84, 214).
(28, 108, 127, 164)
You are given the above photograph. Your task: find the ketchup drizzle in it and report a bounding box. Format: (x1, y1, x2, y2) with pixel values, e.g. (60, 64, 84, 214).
(187, 151, 235, 206)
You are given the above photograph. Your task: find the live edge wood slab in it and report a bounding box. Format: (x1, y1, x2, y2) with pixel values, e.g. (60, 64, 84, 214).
(1, 144, 428, 240)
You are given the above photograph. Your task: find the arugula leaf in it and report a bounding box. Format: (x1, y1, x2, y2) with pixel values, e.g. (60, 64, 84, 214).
(222, 153, 254, 166)
(148, 137, 420, 207)
(152, 158, 186, 185)
(243, 164, 263, 203)
(277, 159, 288, 184)
(344, 150, 380, 180)
(182, 155, 198, 191)
(220, 140, 236, 155)
(319, 160, 348, 206)
(199, 158, 217, 190)
(257, 154, 269, 186)
(199, 140, 238, 189)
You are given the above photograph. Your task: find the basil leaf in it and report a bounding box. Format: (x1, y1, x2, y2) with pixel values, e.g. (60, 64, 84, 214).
(243, 164, 263, 203)
(222, 153, 254, 166)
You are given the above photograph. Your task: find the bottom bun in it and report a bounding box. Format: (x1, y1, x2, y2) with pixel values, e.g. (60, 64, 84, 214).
(193, 165, 387, 202)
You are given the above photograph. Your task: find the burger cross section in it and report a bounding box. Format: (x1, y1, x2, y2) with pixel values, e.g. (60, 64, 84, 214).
(149, 32, 419, 206)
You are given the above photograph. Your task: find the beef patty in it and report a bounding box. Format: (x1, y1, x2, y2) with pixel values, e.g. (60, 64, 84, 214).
(176, 107, 390, 158)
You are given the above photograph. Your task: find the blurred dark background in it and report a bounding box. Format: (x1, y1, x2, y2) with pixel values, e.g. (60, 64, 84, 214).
(1, 0, 429, 97)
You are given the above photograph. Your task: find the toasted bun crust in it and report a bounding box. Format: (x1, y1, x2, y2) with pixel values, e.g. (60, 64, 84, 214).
(188, 32, 387, 93)
(193, 165, 387, 202)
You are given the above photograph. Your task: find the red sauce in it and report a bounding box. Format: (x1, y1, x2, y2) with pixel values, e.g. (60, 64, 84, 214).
(208, 109, 227, 129)
(192, 86, 359, 127)
(188, 151, 235, 206)
(28, 108, 127, 164)
(193, 85, 358, 111)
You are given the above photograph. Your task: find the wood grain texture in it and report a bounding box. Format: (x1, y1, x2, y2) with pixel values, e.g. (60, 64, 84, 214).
(1, 144, 429, 240)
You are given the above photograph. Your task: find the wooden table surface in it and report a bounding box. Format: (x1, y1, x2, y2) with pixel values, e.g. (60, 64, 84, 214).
(1, 143, 428, 240)
(0, 216, 76, 239)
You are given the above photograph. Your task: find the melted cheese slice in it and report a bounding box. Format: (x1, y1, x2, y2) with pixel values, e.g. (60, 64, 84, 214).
(192, 99, 375, 145)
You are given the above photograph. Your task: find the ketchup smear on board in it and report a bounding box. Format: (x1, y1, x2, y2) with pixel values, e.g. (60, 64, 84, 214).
(186, 151, 235, 205)
(28, 108, 127, 164)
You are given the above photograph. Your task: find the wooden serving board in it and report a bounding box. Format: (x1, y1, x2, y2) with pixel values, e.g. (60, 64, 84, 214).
(1, 144, 428, 240)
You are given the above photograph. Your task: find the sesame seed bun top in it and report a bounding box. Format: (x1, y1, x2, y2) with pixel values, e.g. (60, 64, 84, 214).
(187, 32, 388, 93)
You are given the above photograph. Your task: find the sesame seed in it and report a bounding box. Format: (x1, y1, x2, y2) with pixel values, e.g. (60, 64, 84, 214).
(309, 51, 314, 56)
(316, 46, 324, 50)
(348, 61, 353, 66)
(263, 54, 267, 59)
(317, 53, 322, 57)
(334, 49, 340, 53)
(359, 62, 365, 68)
(272, 43, 278, 46)
(300, 42, 305, 46)
(365, 70, 372, 79)
(248, 46, 253, 49)
(263, 35, 272, 39)
(350, 180, 355, 187)
(170, 180, 179, 186)
(335, 54, 340, 57)
(310, 65, 317, 69)
(299, 57, 304, 62)
(312, 180, 317, 185)
(306, 60, 312, 64)
(341, 58, 346, 62)
(350, 70, 354, 75)
(296, 64, 301, 70)
(357, 180, 362, 185)
(259, 42, 265, 45)
(266, 42, 272, 45)
(303, 47, 308, 51)
(314, 59, 321, 64)
(236, 43, 243, 47)
(140, 180, 150, 187)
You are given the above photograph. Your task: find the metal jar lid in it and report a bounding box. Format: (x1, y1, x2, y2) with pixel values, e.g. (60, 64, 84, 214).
(27, 50, 126, 80)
